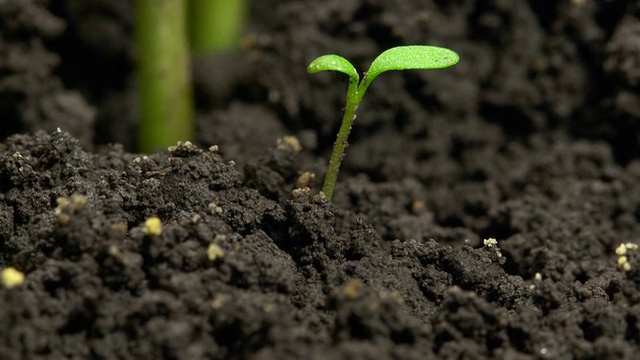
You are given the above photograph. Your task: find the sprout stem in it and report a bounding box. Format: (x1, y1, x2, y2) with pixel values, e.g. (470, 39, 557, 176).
(322, 80, 359, 200)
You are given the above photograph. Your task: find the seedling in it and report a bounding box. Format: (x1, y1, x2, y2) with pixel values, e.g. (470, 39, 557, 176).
(307, 45, 459, 200)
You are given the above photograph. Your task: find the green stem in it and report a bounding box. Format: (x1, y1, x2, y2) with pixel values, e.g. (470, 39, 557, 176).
(188, 0, 246, 53)
(322, 81, 360, 201)
(136, 0, 194, 152)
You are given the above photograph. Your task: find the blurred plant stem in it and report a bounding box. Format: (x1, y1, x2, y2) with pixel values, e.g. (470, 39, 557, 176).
(136, 0, 193, 152)
(188, 0, 246, 54)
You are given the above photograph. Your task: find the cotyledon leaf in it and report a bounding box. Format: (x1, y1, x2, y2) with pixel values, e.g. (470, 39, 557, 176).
(307, 54, 359, 84)
(364, 45, 459, 86)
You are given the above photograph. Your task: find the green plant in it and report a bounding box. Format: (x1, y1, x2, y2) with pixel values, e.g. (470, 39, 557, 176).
(136, 0, 193, 152)
(307, 45, 459, 201)
(188, 0, 246, 54)
(135, 0, 246, 152)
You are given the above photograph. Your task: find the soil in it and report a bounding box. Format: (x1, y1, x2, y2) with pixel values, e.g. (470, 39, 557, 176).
(2, 0, 640, 359)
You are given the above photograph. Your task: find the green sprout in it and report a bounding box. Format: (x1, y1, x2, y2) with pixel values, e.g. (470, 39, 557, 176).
(307, 45, 459, 201)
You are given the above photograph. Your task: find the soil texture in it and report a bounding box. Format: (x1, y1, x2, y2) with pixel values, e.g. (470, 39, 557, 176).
(2, 0, 640, 359)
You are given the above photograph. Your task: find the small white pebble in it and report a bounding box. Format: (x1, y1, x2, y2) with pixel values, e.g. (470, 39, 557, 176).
(143, 217, 162, 237)
(208, 203, 222, 215)
(615, 243, 627, 255)
(292, 187, 310, 198)
(483, 238, 498, 247)
(1, 267, 25, 288)
(618, 256, 628, 265)
(207, 243, 225, 261)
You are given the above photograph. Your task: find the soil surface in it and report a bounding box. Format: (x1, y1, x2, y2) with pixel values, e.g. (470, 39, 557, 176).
(2, 0, 640, 359)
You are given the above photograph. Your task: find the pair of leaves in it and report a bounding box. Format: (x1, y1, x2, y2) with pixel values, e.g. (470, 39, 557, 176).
(307, 45, 459, 92)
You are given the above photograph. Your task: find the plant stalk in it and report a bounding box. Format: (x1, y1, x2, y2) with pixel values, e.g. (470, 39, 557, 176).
(136, 0, 194, 152)
(188, 0, 246, 53)
(322, 82, 359, 200)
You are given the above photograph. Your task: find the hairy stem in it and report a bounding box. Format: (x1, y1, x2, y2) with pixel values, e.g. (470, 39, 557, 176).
(322, 81, 359, 200)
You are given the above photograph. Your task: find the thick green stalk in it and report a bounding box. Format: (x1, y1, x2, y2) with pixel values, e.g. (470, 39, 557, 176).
(188, 0, 246, 53)
(136, 0, 193, 152)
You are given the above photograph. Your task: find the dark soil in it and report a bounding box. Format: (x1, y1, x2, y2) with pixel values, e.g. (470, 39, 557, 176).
(2, 0, 640, 358)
